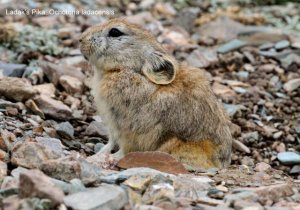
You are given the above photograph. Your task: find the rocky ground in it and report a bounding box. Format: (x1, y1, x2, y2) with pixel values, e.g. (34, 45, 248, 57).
(0, 0, 299, 210)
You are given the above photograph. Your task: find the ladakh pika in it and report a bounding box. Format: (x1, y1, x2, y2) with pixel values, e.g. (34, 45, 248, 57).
(80, 19, 232, 169)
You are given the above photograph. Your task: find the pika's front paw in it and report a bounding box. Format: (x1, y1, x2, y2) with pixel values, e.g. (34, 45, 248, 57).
(97, 140, 115, 154)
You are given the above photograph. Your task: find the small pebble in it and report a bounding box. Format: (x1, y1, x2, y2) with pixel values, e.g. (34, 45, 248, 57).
(241, 156, 254, 167)
(254, 162, 271, 172)
(259, 42, 274, 50)
(275, 40, 290, 50)
(237, 71, 249, 80)
(94, 143, 105, 153)
(207, 188, 224, 199)
(277, 152, 300, 165)
(56, 122, 74, 139)
(273, 131, 283, 139)
(216, 185, 228, 192)
(290, 165, 300, 174)
(85, 143, 95, 151)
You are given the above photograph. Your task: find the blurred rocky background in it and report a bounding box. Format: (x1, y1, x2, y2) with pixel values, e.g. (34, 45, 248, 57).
(0, 0, 299, 209)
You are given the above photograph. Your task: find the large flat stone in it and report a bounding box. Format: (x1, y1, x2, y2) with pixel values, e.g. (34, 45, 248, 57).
(64, 184, 127, 210)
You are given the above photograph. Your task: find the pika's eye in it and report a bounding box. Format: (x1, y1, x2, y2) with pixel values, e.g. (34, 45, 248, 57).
(108, 28, 124, 37)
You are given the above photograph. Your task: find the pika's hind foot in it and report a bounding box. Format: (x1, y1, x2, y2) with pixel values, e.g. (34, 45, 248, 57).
(112, 149, 124, 161)
(98, 140, 115, 154)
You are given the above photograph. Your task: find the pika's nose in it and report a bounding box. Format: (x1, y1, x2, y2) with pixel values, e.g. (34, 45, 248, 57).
(79, 38, 82, 43)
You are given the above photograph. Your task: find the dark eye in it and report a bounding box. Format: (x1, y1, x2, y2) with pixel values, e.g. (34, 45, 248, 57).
(108, 28, 124, 37)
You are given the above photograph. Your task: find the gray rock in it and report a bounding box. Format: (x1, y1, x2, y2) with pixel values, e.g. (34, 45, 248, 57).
(290, 165, 300, 174)
(236, 71, 249, 80)
(142, 182, 175, 204)
(173, 175, 212, 199)
(0, 161, 7, 181)
(277, 152, 300, 165)
(233, 139, 250, 154)
(64, 184, 128, 210)
(11, 141, 62, 169)
(11, 166, 29, 178)
(186, 48, 218, 68)
(1, 175, 19, 190)
(197, 17, 245, 43)
(292, 42, 300, 49)
(207, 188, 225, 199)
(61, 56, 86, 67)
(275, 40, 290, 50)
(217, 39, 247, 53)
(36, 137, 64, 156)
(0, 63, 26, 77)
(225, 191, 259, 205)
(273, 131, 283, 139)
(39, 61, 85, 86)
(244, 64, 255, 72)
(27, 0, 38, 8)
(56, 122, 74, 139)
(275, 92, 288, 99)
(295, 125, 300, 134)
(269, 76, 280, 87)
(265, 207, 293, 210)
(234, 200, 264, 210)
(207, 168, 219, 176)
(259, 42, 274, 50)
(19, 169, 65, 206)
(79, 159, 103, 184)
(52, 178, 86, 194)
(135, 205, 163, 210)
(99, 167, 173, 184)
(94, 143, 105, 153)
(32, 83, 56, 97)
(279, 53, 300, 69)
(223, 104, 242, 117)
(41, 157, 81, 182)
(34, 95, 72, 121)
(45, 178, 70, 193)
(18, 197, 52, 209)
(254, 162, 271, 172)
(242, 131, 259, 141)
(59, 75, 84, 94)
(41, 156, 102, 183)
(0, 187, 18, 197)
(0, 77, 38, 102)
(22, 66, 44, 85)
(241, 156, 255, 167)
(0, 99, 19, 109)
(175, 7, 200, 33)
(69, 179, 86, 192)
(283, 78, 300, 92)
(85, 121, 108, 139)
(232, 87, 247, 94)
(139, 0, 155, 9)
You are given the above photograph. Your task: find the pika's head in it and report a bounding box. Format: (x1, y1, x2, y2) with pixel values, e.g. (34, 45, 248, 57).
(79, 18, 178, 85)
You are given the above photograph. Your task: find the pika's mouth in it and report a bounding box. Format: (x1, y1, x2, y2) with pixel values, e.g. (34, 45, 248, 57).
(80, 42, 104, 62)
(79, 44, 91, 61)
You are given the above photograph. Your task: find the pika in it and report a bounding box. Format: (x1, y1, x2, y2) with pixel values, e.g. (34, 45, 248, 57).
(80, 19, 232, 169)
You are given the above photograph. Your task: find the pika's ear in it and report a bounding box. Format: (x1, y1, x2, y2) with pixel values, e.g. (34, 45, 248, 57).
(142, 53, 177, 85)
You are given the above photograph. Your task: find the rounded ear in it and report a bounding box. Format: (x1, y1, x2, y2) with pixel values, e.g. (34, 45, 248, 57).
(142, 53, 177, 85)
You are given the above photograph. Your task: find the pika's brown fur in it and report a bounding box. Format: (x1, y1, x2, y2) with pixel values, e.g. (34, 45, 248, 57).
(80, 19, 232, 169)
